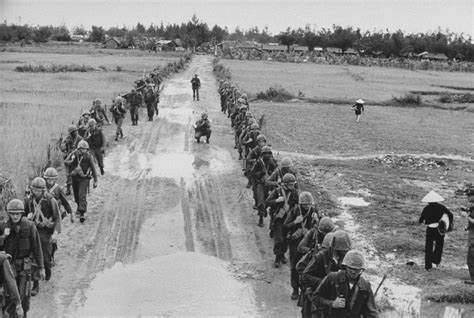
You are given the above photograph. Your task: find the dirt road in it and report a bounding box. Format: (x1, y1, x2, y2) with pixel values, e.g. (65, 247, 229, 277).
(31, 55, 299, 317)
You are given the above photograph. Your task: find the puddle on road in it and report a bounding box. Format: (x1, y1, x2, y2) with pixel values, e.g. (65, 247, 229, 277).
(77, 252, 259, 317)
(339, 196, 370, 206)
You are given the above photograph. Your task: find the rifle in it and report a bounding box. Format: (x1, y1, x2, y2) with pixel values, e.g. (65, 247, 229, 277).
(374, 274, 387, 298)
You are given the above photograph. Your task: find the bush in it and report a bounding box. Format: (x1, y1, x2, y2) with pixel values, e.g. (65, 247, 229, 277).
(439, 93, 474, 104)
(392, 93, 422, 105)
(256, 85, 294, 102)
(15, 64, 95, 73)
(115, 66, 122, 72)
(425, 284, 474, 303)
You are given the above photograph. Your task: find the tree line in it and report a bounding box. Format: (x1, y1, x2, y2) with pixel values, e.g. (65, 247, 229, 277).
(1, 16, 472, 61)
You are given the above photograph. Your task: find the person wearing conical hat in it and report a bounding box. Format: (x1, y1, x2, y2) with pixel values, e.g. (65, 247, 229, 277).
(350, 99, 364, 122)
(419, 190, 453, 271)
(461, 187, 474, 284)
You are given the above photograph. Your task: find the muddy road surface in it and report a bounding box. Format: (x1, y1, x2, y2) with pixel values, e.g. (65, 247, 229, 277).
(31, 55, 298, 317)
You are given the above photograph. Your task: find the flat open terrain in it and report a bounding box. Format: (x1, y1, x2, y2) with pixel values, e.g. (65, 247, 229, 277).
(222, 59, 474, 105)
(0, 48, 184, 190)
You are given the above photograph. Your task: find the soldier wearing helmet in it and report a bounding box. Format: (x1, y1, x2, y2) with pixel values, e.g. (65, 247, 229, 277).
(90, 98, 110, 126)
(24, 177, 61, 295)
(298, 216, 336, 257)
(302, 230, 351, 314)
(43, 167, 73, 221)
(64, 140, 98, 223)
(266, 157, 298, 191)
(194, 113, 212, 144)
(77, 110, 91, 137)
(110, 94, 127, 141)
(241, 122, 261, 155)
(266, 173, 299, 268)
(0, 199, 44, 317)
(144, 86, 157, 121)
(284, 191, 321, 300)
(314, 250, 377, 317)
(85, 118, 106, 176)
(126, 88, 143, 125)
(251, 146, 277, 228)
(61, 124, 83, 195)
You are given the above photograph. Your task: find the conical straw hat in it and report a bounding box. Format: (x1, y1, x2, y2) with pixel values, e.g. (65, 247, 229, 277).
(421, 190, 444, 203)
(356, 99, 364, 104)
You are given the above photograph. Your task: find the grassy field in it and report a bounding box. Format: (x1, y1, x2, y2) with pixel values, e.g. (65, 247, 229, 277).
(221, 59, 474, 106)
(0, 48, 185, 192)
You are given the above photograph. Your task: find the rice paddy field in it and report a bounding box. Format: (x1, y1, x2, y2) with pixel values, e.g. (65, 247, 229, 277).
(0, 47, 185, 192)
(221, 59, 474, 106)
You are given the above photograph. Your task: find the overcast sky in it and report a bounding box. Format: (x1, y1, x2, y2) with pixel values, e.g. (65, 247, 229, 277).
(1, 0, 472, 36)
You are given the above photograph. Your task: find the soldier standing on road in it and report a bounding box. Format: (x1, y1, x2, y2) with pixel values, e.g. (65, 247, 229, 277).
(0, 250, 24, 318)
(85, 119, 106, 176)
(127, 88, 142, 126)
(419, 190, 453, 271)
(252, 146, 277, 227)
(24, 177, 61, 296)
(284, 192, 319, 300)
(64, 140, 98, 223)
(60, 125, 83, 196)
(191, 74, 201, 101)
(0, 199, 44, 317)
(313, 250, 377, 318)
(351, 99, 364, 123)
(266, 173, 299, 268)
(144, 86, 157, 121)
(462, 187, 474, 284)
(110, 95, 126, 141)
(194, 113, 212, 144)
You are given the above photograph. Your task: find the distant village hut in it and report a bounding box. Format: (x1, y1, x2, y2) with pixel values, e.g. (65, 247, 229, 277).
(103, 38, 121, 49)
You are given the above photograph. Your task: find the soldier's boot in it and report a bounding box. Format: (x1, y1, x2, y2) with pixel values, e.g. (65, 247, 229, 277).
(100, 167, 105, 175)
(66, 185, 71, 196)
(257, 215, 264, 227)
(80, 212, 86, 223)
(238, 153, 243, 160)
(206, 138, 210, 144)
(31, 281, 39, 296)
(120, 131, 124, 139)
(281, 255, 288, 264)
(291, 288, 299, 300)
(45, 268, 52, 281)
(115, 133, 119, 141)
(274, 255, 281, 268)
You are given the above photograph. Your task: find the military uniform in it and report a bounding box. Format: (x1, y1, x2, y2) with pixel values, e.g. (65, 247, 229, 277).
(144, 88, 157, 121)
(252, 155, 277, 222)
(191, 75, 201, 101)
(110, 97, 126, 140)
(465, 187, 474, 283)
(127, 90, 142, 125)
(86, 127, 106, 175)
(0, 252, 22, 318)
(64, 148, 98, 221)
(60, 129, 83, 194)
(194, 117, 212, 143)
(0, 217, 43, 315)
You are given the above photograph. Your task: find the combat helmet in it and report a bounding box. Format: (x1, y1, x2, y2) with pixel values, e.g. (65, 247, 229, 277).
(43, 167, 58, 179)
(87, 119, 97, 128)
(342, 250, 366, 270)
(281, 174, 296, 186)
(261, 146, 272, 155)
(281, 157, 293, 168)
(318, 216, 336, 235)
(31, 177, 46, 190)
(6, 199, 24, 213)
(250, 123, 259, 130)
(299, 192, 314, 205)
(68, 125, 78, 134)
(77, 140, 89, 149)
(256, 134, 266, 142)
(202, 113, 208, 119)
(245, 112, 253, 118)
(332, 230, 352, 251)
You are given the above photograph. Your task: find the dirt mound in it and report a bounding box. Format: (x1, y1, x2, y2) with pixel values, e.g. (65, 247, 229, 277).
(369, 154, 445, 170)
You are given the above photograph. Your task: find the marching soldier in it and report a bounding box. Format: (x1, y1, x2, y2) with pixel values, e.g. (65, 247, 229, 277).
(110, 95, 126, 141)
(298, 216, 336, 255)
(266, 157, 298, 191)
(313, 250, 377, 318)
(77, 111, 91, 137)
(64, 140, 98, 223)
(24, 177, 61, 295)
(60, 125, 83, 195)
(191, 74, 201, 101)
(144, 86, 157, 121)
(0, 250, 24, 318)
(43, 168, 73, 221)
(0, 199, 44, 317)
(252, 146, 277, 227)
(90, 98, 110, 126)
(127, 88, 142, 126)
(85, 119, 106, 175)
(266, 173, 299, 268)
(284, 192, 319, 300)
(194, 113, 212, 144)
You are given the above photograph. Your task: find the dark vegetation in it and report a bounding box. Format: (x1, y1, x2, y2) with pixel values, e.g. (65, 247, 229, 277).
(1, 16, 472, 60)
(256, 86, 295, 102)
(15, 64, 96, 73)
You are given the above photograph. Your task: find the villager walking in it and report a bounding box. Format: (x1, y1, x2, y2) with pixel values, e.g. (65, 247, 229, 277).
(419, 190, 453, 271)
(351, 99, 364, 122)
